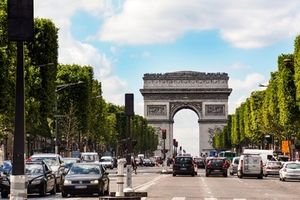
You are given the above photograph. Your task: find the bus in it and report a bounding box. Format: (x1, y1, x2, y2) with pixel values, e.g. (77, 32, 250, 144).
(218, 151, 236, 162)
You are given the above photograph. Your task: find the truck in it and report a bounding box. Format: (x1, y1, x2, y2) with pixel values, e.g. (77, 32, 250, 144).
(243, 149, 275, 165)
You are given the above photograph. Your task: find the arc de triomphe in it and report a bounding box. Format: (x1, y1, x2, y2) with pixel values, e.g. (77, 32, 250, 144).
(140, 71, 232, 157)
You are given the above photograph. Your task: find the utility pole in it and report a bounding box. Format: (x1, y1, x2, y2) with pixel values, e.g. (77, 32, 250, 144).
(8, 0, 34, 199)
(124, 93, 134, 192)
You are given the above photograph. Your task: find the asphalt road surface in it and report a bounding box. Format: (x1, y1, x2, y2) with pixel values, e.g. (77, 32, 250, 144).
(5, 166, 300, 200)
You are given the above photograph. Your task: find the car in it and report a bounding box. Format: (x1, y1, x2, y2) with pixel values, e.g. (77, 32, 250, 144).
(142, 158, 155, 167)
(263, 161, 282, 177)
(80, 152, 100, 163)
(63, 157, 80, 171)
(26, 161, 57, 196)
(0, 161, 57, 198)
(194, 157, 206, 169)
(0, 160, 12, 175)
(279, 161, 300, 181)
(29, 153, 65, 192)
(0, 168, 11, 198)
(172, 155, 197, 176)
(205, 157, 230, 177)
(99, 156, 114, 169)
(237, 154, 263, 179)
(229, 156, 240, 175)
(61, 162, 109, 197)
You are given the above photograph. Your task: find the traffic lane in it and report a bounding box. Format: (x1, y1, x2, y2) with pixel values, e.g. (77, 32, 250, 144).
(199, 170, 300, 199)
(135, 170, 300, 200)
(136, 174, 205, 199)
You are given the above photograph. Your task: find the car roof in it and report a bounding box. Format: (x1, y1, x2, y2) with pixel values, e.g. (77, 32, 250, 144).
(31, 153, 60, 157)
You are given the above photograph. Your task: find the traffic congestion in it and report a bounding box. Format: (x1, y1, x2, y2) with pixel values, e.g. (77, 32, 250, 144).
(1, 150, 300, 199)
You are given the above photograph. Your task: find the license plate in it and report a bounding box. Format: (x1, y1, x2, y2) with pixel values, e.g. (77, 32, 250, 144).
(75, 185, 87, 189)
(180, 168, 187, 170)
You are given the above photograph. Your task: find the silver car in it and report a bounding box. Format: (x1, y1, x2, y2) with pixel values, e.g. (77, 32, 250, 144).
(229, 156, 239, 175)
(263, 161, 281, 177)
(279, 161, 300, 181)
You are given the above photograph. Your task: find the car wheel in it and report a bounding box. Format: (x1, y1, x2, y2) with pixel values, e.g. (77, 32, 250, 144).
(1, 191, 9, 198)
(62, 191, 68, 198)
(172, 173, 176, 176)
(229, 172, 233, 176)
(223, 172, 228, 177)
(205, 173, 209, 177)
(282, 177, 286, 181)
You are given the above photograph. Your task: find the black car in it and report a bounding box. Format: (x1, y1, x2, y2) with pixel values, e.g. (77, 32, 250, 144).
(0, 161, 56, 198)
(61, 162, 109, 197)
(205, 157, 230, 177)
(26, 161, 56, 196)
(172, 155, 197, 176)
(29, 153, 65, 192)
(0, 169, 10, 198)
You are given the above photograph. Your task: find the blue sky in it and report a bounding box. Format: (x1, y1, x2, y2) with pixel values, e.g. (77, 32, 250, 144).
(35, 0, 300, 156)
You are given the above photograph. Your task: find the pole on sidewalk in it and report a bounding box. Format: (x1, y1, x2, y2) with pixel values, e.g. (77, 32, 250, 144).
(116, 158, 126, 197)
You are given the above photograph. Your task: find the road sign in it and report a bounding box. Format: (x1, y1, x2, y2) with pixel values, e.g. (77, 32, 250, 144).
(282, 140, 289, 153)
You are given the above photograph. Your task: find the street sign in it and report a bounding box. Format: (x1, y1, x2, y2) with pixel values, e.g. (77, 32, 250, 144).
(282, 140, 289, 153)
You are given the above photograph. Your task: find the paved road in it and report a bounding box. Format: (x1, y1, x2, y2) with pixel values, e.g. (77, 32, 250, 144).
(6, 166, 300, 200)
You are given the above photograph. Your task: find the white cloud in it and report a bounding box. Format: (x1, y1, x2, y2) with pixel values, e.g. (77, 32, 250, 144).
(99, 0, 300, 48)
(35, 0, 128, 106)
(228, 73, 266, 113)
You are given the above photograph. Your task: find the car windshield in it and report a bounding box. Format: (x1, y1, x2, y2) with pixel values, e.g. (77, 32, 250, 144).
(26, 164, 43, 175)
(234, 158, 239, 164)
(100, 158, 112, 162)
(267, 161, 281, 166)
(69, 164, 101, 175)
(31, 157, 60, 166)
(175, 157, 192, 164)
(286, 163, 300, 169)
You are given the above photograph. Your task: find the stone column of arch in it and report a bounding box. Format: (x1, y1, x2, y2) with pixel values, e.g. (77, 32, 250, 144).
(140, 71, 232, 157)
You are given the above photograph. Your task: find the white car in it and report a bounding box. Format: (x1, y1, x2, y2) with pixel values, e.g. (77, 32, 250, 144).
(100, 156, 114, 169)
(279, 161, 300, 181)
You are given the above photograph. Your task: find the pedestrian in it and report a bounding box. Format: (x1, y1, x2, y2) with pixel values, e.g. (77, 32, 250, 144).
(132, 158, 137, 174)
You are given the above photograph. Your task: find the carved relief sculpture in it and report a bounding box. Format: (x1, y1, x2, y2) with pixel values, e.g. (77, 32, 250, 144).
(147, 105, 167, 116)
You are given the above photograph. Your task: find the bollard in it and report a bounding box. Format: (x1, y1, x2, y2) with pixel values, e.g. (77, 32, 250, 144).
(116, 158, 127, 197)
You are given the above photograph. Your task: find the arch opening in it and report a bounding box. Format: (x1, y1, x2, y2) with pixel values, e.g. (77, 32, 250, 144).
(173, 109, 199, 157)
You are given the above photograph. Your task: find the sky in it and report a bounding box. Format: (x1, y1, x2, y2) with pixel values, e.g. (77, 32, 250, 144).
(34, 0, 300, 156)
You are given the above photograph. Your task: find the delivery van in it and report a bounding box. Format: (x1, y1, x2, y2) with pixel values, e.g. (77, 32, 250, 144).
(237, 153, 263, 179)
(243, 149, 275, 165)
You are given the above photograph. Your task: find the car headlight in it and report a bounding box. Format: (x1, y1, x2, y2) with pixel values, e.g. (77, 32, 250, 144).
(31, 179, 41, 184)
(64, 179, 72, 185)
(91, 180, 99, 184)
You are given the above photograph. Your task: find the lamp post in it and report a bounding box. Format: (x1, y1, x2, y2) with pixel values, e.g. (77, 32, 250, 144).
(54, 81, 84, 154)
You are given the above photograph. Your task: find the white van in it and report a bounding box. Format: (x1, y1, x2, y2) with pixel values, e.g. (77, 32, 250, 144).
(237, 154, 263, 179)
(80, 152, 99, 163)
(243, 149, 275, 165)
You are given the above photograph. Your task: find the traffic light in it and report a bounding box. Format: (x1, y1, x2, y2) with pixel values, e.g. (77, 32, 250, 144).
(162, 129, 166, 139)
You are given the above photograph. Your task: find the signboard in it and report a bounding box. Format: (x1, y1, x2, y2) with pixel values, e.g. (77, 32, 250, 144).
(282, 140, 289, 153)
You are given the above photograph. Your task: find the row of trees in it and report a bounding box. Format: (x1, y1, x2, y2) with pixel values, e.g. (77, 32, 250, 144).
(0, 1, 158, 157)
(213, 36, 300, 157)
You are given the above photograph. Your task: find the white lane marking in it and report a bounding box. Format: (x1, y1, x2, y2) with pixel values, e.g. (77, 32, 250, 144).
(134, 174, 167, 191)
(172, 197, 186, 200)
(204, 198, 217, 200)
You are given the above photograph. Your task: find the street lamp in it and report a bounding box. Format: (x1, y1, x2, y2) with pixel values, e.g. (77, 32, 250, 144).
(54, 81, 84, 154)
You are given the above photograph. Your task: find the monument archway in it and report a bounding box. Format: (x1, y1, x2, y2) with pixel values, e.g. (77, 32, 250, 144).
(140, 71, 232, 157)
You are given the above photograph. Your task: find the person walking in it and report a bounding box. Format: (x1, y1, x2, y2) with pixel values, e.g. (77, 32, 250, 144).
(132, 158, 137, 174)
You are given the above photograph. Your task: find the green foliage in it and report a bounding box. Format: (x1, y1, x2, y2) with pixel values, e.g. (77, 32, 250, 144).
(295, 36, 300, 107)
